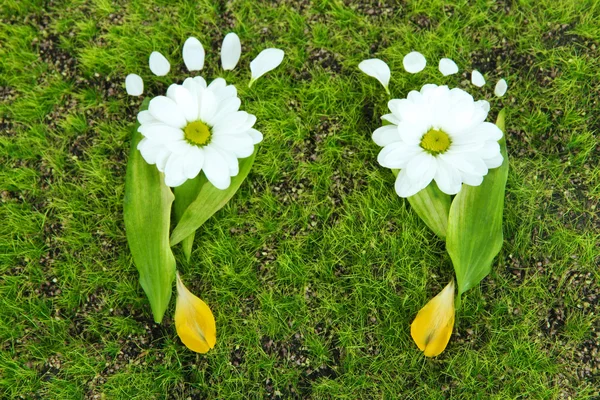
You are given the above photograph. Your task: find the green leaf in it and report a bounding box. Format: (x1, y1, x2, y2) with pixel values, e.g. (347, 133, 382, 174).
(173, 177, 204, 261)
(170, 150, 257, 247)
(407, 180, 451, 239)
(391, 169, 450, 238)
(123, 99, 176, 323)
(446, 109, 509, 295)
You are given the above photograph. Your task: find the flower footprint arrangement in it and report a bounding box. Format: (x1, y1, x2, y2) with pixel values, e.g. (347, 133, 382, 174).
(123, 33, 284, 352)
(359, 53, 509, 356)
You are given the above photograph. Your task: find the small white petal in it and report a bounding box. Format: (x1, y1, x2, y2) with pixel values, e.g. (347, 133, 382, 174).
(494, 79, 508, 97)
(203, 146, 231, 190)
(138, 123, 184, 143)
(169, 85, 198, 122)
(471, 70, 485, 87)
(125, 74, 144, 96)
(372, 125, 400, 146)
(148, 96, 187, 128)
(137, 110, 155, 124)
(164, 155, 188, 187)
(358, 59, 391, 93)
(198, 89, 218, 123)
(250, 48, 284, 83)
(212, 134, 254, 158)
(182, 147, 205, 179)
(182, 37, 205, 71)
(214, 147, 240, 176)
(403, 51, 426, 74)
(221, 32, 242, 71)
(149, 51, 170, 76)
(438, 58, 458, 76)
(247, 129, 263, 144)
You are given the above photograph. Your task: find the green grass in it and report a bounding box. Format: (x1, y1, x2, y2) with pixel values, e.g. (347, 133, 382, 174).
(1, 0, 599, 398)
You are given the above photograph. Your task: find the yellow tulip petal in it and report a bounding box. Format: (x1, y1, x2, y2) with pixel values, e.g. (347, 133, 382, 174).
(410, 281, 455, 357)
(175, 272, 216, 353)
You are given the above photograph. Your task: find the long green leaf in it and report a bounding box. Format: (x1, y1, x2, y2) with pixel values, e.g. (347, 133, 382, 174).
(170, 150, 257, 246)
(407, 181, 451, 239)
(173, 177, 205, 261)
(446, 109, 509, 295)
(124, 99, 176, 323)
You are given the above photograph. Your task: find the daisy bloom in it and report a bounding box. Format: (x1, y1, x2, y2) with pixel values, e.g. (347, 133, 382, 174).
(175, 272, 216, 353)
(411, 281, 455, 357)
(136, 77, 262, 188)
(373, 84, 503, 197)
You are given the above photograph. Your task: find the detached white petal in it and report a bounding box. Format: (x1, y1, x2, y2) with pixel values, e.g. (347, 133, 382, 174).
(471, 70, 485, 87)
(182, 37, 205, 71)
(358, 59, 391, 94)
(438, 58, 458, 76)
(249, 48, 284, 86)
(149, 51, 170, 76)
(221, 32, 242, 71)
(125, 74, 143, 96)
(494, 79, 508, 97)
(403, 51, 426, 74)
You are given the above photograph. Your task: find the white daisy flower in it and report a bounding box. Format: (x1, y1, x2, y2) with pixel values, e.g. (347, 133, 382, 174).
(136, 77, 262, 189)
(373, 84, 503, 197)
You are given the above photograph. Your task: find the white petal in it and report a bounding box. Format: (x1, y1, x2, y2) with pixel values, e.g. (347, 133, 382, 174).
(213, 111, 250, 135)
(164, 154, 187, 187)
(203, 147, 231, 190)
(250, 48, 284, 83)
(182, 147, 204, 179)
(137, 138, 162, 164)
(148, 96, 187, 128)
(214, 147, 240, 176)
(211, 134, 254, 158)
(221, 32, 242, 71)
(403, 51, 426, 74)
(358, 59, 391, 92)
(247, 128, 263, 144)
(494, 79, 508, 97)
(378, 143, 423, 169)
(193, 76, 207, 89)
(169, 85, 198, 122)
(138, 123, 184, 143)
(484, 153, 504, 169)
(394, 169, 425, 198)
(372, 125, 400, 147)
(471, 70, 485, 87)
(438, 58, 458, 76)
(214, 85, 237, 103)
(137, 110, 155, 124)
(381, 113, 401, 125)
(208, 77, 227, 92)
(182, 37, 205, 71)
(434, 159, 463, 195)
(154, 149, 170, 172)
(405, 152, 436, 182)
(210, 97, 242, 126)
(149, 51, 170, 76)
(125, 74, 143, 96)
(165, 139, 192, 155)
(198, 89, 218, 123)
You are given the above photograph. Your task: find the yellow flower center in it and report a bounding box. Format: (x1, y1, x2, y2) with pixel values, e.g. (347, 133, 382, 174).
(184, 120, 211, 146)
(420, 128, 451, 155)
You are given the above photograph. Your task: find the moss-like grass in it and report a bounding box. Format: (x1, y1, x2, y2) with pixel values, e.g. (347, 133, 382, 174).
(1, 0, 599, 398)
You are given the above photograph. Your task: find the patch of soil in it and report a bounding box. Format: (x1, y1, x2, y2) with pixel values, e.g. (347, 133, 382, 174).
(343, 0, 401, 19)
(542, 23, 599, 52)
(308, 48, 342, 73)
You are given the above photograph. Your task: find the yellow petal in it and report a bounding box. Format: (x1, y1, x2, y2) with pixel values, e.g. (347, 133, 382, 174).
(175, 272, 216, 353)
(410, 281, 455, 357)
